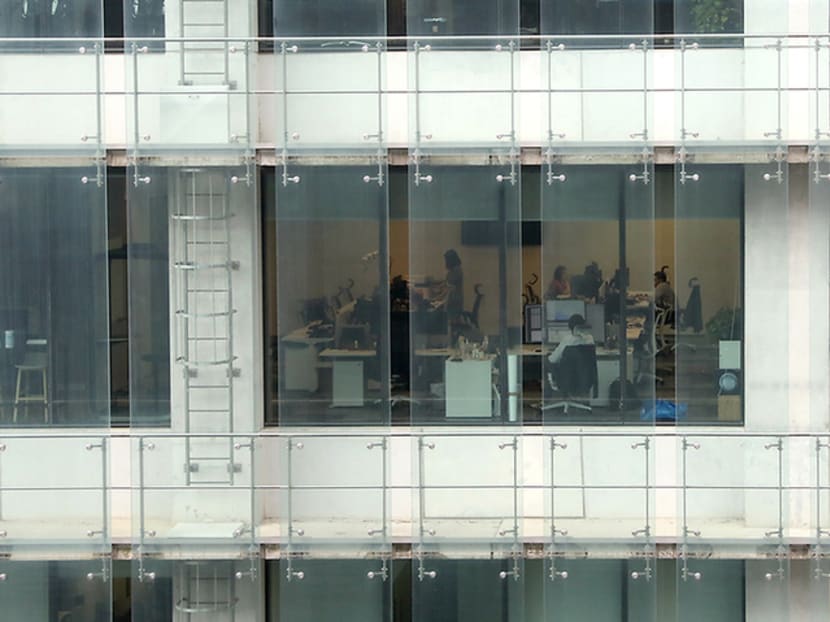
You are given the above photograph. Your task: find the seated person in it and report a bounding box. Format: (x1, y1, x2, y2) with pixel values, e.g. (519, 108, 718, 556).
(548, 313, 595, 365)
(653, 268, 676, 325)
(546, 265, 572, 298)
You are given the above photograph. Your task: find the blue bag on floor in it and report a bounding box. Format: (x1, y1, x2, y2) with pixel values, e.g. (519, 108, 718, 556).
(640, 399, 688, 422)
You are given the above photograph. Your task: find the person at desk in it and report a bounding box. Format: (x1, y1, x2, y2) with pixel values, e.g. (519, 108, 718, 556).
(429, 250, 464, 315)
(653, 268, 676, 324)
(548, 313, 594, 365)
(545, 265, 571, 299)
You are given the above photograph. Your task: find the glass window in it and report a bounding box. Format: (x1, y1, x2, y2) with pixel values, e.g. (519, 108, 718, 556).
(408, 161, 522, 424)
(0, 166, 109, 427)
(674, 0, 743, 36)
(125, 0, 165, 41)
(541, 0, 653, 38)
(0, 0, 101, 39)
(407, 0, 519, 37)
(271, 559, 393, 622)
(108, 167, 129, 426)
(538, 159, 655, 425)
(413, 558, 523, 622)
(0, 560, 112, 621)
(274, 163, 390, 425)
(672, 162, 744, 425)
(274, 0, 386, 37)
(128, 167, 171, 427)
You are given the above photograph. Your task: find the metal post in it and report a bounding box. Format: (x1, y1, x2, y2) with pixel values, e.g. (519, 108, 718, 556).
(764, 437, 784, 540)
(498, 437, 519, 538)
(548, 437, 568, 582)
(681, 436, 701, 581)
(417, 436, 436, 581)
(763, 39, 783, 141)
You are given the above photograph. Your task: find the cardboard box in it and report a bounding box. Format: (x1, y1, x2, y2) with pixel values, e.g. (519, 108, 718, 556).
(718, 395, 742, 422)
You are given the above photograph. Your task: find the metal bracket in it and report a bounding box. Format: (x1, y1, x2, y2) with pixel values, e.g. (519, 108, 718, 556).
(367, 559, 389, 581)
(185, 462, 199, 473)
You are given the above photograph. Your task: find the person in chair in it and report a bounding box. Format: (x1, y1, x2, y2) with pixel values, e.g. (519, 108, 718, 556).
(549, 314, 594, 366)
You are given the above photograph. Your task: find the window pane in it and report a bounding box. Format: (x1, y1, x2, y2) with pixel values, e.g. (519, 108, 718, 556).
(408, 162, 522, 424)
(275, 164, 390, 425)
(539, 160, 655, 424)
(407, 0, 519, 37)
(674, 162, 744, 425)
(541, 0, 652, 38)
(0, 0, 101, 38)
(0, 166, 109, 427)
(274, 0, 386, 37)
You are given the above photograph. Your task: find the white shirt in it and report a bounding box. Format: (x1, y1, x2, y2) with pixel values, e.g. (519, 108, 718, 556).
(548, 331, 595, 364)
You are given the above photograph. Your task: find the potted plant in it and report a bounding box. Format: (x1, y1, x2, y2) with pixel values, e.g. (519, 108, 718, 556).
(687, 0, 743, 34)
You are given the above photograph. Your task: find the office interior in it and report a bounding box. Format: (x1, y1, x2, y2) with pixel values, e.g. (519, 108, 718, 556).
(263, 160, 743, 426)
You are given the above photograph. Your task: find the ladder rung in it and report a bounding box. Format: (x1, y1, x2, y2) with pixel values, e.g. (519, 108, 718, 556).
(174, 261, 232, 270)
(188, 480, 233, 485)
(183, 71, 227, 76)
(177, 357, 235, 368)
(176, 310, 234, 318)
(188, 289, 231, 293)
(189, 385, 231, 389)
(183, 22, 227, 27)
(172, 213, 231, 221)
(186, 241, 231, 246)
(188, 409, 230, 413)
(189, 456, 233, 461)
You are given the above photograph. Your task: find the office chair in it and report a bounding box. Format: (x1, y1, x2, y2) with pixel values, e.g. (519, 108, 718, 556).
(662, 278, 702, 353)
(634, 307, 664, 386)
(539, 344, 598, 414)
(460, 284, 484, 329)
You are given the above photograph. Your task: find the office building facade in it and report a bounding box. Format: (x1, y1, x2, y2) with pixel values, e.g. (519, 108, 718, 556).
(1, 0, 830, 619)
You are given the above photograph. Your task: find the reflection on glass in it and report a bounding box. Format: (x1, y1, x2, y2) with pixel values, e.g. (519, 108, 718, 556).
(128, 168, 171, 426)
(274, 0, 386, 37)
(412, 558, 523, 622)
(275, 164, 389, 425)
(273, 559, 392, 621)
(0, 560, 111, 621)
(0, 167, 108, 427)
(407, 0, 519, 37)
(674, 0, 743, 37)
(130, 559, 260, 622)
(673, 164, 743, 424)
(409, 163, 521, 424)
(541, 0, 652, 38)
(0, 0, 101, 38)
(538, 163, 654, 424)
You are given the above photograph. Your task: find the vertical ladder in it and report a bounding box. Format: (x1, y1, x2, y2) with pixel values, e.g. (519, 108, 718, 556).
(175, 561, 238, 621)
(179, 0, 234, 87)
(172, 169, 238, 486)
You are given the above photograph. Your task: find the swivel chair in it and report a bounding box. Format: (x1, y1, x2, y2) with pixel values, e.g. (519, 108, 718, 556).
(540, 344, 598, 414)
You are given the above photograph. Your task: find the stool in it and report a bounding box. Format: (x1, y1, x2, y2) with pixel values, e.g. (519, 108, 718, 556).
(14, 352, 48, 423)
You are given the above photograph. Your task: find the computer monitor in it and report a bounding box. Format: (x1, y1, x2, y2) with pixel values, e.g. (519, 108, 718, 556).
(545, 299, 586, 323)
(524, 304, 543, 344)
(585, 303, 605, 345)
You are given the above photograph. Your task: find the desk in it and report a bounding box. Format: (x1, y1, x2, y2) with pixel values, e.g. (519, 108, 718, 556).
(445, 356, 495, 418)
(281, 326, 333, 393)
(319, 348, 376, 407)
(518, 343, 635, 408)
